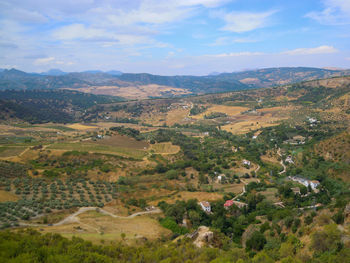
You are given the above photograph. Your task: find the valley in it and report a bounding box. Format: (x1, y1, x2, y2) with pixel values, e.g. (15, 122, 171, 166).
(0, 73, 350, 262)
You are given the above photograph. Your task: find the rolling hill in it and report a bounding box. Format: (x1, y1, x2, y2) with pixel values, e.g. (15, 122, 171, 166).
(0, 67, 349, 99)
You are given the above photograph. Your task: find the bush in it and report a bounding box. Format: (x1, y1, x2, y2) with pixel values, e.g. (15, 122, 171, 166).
(246, 231, 267, 251)
(160, 217, 188, 235)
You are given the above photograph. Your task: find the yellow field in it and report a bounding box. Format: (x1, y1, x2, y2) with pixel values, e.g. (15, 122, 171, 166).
(192, 105, 249, 119)
(149, 142, 180, 155)
(37, 211, 171, 244)
(216, 184, 245, 194)
(67, 123, 97, 130)
(166, 108, 190, 126)
(222, 116, 287, 134)
(0, 146, 27, 158)
(48, 142, 146, 159)
(0, 190, 19, 202)
(71, 84, 191, 100)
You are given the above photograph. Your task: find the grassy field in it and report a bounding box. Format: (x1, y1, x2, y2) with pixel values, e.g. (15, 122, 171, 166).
(0, 190, 19, 202)
(259, 188, 279, 202)
(149, 142, 180, 155)
(47, 142, 146, 159)
(222, 116, 286, 134)
(37, 211, 171, 244)
(66, 123, 97, 130)
(0, 146, 27, 158)
(93, 135, 149, 150)
(165, 108, 190, 126)
(192, 105, 249, 119)
(149, 191, 223, 205)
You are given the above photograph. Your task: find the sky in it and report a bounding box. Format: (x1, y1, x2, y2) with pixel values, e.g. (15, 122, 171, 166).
(0, 0, 350, 75)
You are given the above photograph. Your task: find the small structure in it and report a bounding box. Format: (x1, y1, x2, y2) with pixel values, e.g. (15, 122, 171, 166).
(285, 156, 294, 164)
(242, 159, 251, 167)
(224, 200, 234, 208)
(199, 201, 211, 213)
(291, 187, 301, 195)
(217, 174, 226, 183)
(224, 200, 247, 209)
(310, 180, 320, 190)
(288, 176, 320, 190)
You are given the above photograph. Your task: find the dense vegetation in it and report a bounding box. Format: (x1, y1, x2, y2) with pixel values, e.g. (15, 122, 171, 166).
(0, 90, 124, 123)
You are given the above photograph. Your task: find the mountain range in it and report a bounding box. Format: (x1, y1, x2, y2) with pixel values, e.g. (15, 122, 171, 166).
(1, 67, 349, 99)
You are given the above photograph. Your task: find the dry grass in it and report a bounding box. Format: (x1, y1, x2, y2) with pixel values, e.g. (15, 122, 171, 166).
(0, 190, 19, 202)
(149, 191, 223, 205)
(93, 135, 149, 150)
(149, 142, 180, 155)
(166, 108, 190, 126)
(36, 211, 171, 244)
(66, 123, 97, 130)
(215, 183, 245, 194)
(72, 84, 190, 100)
(0, 146, 27, 158)
(259, 188, 279, 202)
(192, 105, 249, 119)
(222, 116, 286, 134)
(47, 142, 146, 159)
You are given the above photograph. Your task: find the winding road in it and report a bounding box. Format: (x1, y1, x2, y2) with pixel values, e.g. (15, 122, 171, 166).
(277, 148, 286, 175)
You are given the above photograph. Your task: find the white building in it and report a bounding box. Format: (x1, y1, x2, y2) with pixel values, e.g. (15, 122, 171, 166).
(242, 159, 251, 166)
(288, 176, 320, 190)
(217, 174, 226, 183)
(199, 201, 211, 213)
(285, 156, 294, 164)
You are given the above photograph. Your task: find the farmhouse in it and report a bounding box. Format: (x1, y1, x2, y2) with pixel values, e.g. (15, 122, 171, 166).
(288, 176, 320, 190)
(291, 187, 301, 195)
(199, 201, 211, 213)
(242, 159, 251, 167)
(285, 156, 294, 164)
(217, 174, 226, 183)
(224, 200, 248, 209)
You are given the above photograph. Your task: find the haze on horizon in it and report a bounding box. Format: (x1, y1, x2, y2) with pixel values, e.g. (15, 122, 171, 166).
(0, 0, 350, 75)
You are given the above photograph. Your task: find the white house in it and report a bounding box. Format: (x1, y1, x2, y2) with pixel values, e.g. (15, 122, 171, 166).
(217, 174, 226, 183)
(288, 176, 320, 190)
(285, 156, 294, 164)
(242, 159, 251, 166)
(199, 201, 211, 213)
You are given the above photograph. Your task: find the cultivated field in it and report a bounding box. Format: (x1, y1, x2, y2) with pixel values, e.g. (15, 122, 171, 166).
(48, 142, 147, 159)
(192, 105, 249, 119)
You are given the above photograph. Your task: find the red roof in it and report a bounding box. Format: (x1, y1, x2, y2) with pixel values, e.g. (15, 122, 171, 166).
(224, 200, 234, 207)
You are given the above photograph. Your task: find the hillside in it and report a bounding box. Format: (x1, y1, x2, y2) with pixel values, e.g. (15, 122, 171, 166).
(0, 75, 350, 262)
(1, 67, 349, 99)
(0, 90, 124, 123)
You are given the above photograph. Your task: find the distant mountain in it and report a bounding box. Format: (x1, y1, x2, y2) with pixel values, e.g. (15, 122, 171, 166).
(106, 70, 123, 76)
(1, 67, 349, 99)
(40, 69, 67, 76)
(214, 67, 350, 88)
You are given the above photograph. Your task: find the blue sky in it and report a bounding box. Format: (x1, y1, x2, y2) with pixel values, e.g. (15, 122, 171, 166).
(0, 0, 350, 75)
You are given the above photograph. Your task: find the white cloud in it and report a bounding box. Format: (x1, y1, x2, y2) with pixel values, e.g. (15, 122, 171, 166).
(33, 57, 55, 65)
(281, 45, 338, 55)
(209, 36, 257, 46)
(205, 51, 264, 58)
(219, 10, 277, 33)
(306, 0, 350, 25)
